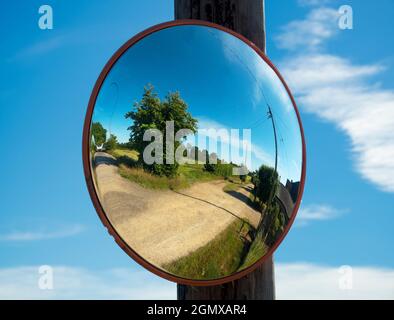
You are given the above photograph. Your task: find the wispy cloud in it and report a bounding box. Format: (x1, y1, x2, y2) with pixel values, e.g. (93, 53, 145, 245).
(275, 7, 339, 51)
(17, 36, 66, 58)
(9, 21, 130, 62)
(215, 29, 294, 111)
(0, 264, 392, 299)
(298, 0, 333, 7)
(0, 225, 85, 242)
(276, 6, 394, 193)
(8, 35, 71, 62)
(192, 117, 301, 181)
(282, 54, 394, 192)
(194, 117, 273, 167)
(296, 204, 345, 226)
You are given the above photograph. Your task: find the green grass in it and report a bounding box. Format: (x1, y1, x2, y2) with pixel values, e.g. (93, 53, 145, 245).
(238, 229, 268, 270)
(110, 148, 225, 190)
(222, 175, 254, 192)
(109, 148, 139, 161)
(118, 162, 225, 191)
(110, 148, 250, 192)
(164, 220, 251, 280)
(178, 163, 222, 184)
(118, 164, 190, 190)
(223, 181, 243, 193)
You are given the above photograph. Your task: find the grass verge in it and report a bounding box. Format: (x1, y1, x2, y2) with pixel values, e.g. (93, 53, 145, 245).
(109, 148, 139, 161)
(118, 164, 190, 190)
(238, 229, 268, 270)
(223, 181, 242, 193)
(178, 163, 222, 184)
(163, 220, 251, 280)
(111, 148, 225, 190)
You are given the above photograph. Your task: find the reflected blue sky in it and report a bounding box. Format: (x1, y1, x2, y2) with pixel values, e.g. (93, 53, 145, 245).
(92, 25, 302, 183)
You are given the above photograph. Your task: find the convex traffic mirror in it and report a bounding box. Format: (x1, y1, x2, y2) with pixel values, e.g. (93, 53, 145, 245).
(83, 20, 306, 285)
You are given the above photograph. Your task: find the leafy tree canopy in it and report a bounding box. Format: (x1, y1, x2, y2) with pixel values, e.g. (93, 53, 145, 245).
(91, 122, 107, 147)
(253, 165, 279, 205)
(125, 84, 198, 177)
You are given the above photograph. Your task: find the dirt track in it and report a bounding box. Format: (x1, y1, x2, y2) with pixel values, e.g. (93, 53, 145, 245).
(93, 152, 260, 267)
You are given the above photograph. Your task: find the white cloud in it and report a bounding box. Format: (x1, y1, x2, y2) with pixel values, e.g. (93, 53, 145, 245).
(276, 263, 394, 300)
(298, 0, 332, 7)
(275, 7, 339, 51)
(0, 264, 393, 299)
(0, 225, 85, 242)
(283, 54, 383, 91)
(277, 7, 394, 193)
(194, 117, 274, 168)
(282, 53, 394, 194)
(296, 204, 345, 226)
(0, 266, 175, 300)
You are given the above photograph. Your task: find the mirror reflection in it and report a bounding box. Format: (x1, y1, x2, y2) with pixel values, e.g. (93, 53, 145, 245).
(88, 25, 303, 280)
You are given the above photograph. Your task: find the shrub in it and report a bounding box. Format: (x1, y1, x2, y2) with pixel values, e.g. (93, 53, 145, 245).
(214, 163, 234, 178)
(104, 134, 118, 151)
(255, 165, 279, 206)
(203, 162, 216, 173)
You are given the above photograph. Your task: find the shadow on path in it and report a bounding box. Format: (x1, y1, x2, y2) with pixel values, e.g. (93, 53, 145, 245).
(172, 190, 255, 232)
(224, 186, 261, 212)
(94, 153, 117, 166)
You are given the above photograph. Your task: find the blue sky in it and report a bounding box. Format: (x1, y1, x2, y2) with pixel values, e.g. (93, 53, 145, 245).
(0, 0, 393, 299)
(92, 24, 302, 181)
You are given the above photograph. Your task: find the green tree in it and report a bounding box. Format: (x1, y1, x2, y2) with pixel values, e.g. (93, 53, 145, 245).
(255, 165, 279, 206)
(117, 141, 133, 149)
(91, 122, 107, 149)
(125, 85, 198, 177)
(104, 134, 118, 151)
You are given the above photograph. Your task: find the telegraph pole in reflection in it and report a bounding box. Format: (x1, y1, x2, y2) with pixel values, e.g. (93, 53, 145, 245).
(267, 105, 278, 175)
(175, 0, 275, 300)
(267, 104, 278, 208)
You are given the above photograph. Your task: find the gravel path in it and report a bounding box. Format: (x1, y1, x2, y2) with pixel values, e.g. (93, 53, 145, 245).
(93, 152, 260, 268)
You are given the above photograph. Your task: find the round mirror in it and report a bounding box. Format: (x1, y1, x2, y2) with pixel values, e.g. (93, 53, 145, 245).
(83, 21, 306, 285)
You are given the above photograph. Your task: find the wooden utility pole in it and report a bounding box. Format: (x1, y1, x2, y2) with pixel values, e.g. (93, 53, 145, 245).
(175, 0, 275, 300)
